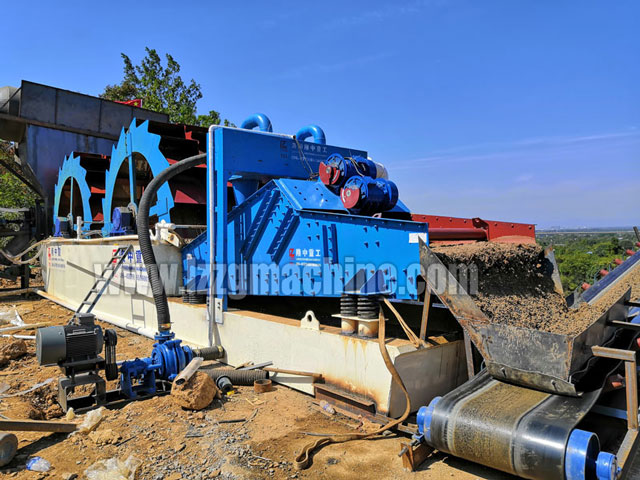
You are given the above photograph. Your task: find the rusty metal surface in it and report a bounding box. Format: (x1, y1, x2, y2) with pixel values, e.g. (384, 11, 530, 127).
(400, 441, 433, 471)
(419, 239, 631, 394)
(314, 384, 377, 416)
(410, 214, 536, 243)
(253, 379, 272, 393)
(314, 393, 418, 435)
(618, 429, 640, 479)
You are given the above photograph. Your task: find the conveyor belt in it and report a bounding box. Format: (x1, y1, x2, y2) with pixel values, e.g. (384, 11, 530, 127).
(429, 371, 602, 479)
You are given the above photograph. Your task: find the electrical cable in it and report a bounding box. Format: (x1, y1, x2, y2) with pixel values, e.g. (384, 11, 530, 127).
(293, 298, 415, 470)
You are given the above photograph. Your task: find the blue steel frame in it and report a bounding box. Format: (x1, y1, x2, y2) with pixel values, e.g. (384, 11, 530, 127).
(203, 126, 426, 322)
(223, 179, 426, 299)
(208, 127, 368, 315)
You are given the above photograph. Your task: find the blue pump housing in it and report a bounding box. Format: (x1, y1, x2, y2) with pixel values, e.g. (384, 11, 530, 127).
(119, 332, 193, 398)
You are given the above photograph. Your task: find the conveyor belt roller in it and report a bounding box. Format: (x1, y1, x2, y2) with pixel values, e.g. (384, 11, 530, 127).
(418, 371, 617, 480)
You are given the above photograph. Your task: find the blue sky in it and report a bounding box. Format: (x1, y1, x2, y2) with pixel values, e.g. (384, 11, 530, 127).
(4, 1, 639, 228)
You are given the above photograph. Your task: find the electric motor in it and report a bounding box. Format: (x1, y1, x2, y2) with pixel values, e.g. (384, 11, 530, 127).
(319, 154, 387, 190)
(36, 313, 103, 366)
(340, 176, 399, 214)
(111, 206, 135, 235)
(53, 217, 72, 238)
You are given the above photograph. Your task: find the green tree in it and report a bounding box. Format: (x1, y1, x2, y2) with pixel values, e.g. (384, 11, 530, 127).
(101, 48, 234, 127)
(0, 142, 37, 209)
(539, 233, 636, 292)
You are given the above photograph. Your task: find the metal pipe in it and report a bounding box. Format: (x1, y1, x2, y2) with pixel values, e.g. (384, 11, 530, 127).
(76, 216, 82, 239)
(49, 235, 140, 244)
(240, 113, 273, 132)
(207, 125, 216, 336)
(171, 224, 207, 229)
(174, 357, 203, 386)
(591, 345, 637, 362)
(240, 361, 273, 370)
(263, 367, 322, 381)
(295, 125, 326, 145)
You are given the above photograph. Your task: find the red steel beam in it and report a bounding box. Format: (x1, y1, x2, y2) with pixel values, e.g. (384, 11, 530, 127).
(411, 214, 536, 244)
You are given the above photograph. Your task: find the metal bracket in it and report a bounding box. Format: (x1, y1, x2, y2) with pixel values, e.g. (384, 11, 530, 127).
(300, 311, 320, 331)
(214, 298, 224, 324)
(591, 345, 639, 477)
(399, 441, 433, 471)
(58, 373, 106, 412)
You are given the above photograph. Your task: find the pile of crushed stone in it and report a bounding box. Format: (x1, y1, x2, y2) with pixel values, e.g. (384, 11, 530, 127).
(432, 242, 639, 336)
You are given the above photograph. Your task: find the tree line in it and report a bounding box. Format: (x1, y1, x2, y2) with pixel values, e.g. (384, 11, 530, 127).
(538, 232, 638, 292)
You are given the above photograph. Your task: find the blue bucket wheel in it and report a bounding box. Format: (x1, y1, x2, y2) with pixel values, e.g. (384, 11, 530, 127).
(102, 119, 175, 235)
(53, 153, 93, 233)
(101, 119, 208, 236)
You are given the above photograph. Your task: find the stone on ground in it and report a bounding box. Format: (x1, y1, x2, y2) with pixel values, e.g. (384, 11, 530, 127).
(171, 371, 217, 410)
(0, 339, 27, 366)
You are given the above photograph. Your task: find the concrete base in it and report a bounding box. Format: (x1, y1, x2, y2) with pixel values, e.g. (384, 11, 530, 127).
(40, 239, 468, 417)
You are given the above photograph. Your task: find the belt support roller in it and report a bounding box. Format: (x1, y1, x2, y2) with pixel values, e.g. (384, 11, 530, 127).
(416, 372, 619, 480)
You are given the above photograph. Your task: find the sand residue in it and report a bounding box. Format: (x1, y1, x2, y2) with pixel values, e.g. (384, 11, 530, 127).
(432, 243, 639, 335)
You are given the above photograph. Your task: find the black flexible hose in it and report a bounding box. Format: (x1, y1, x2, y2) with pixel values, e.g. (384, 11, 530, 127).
(192, 346, 225, 361)
(201, 367, 269, 385)
(136, 153, 206, 333)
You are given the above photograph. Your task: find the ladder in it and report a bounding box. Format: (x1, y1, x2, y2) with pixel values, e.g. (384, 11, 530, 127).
(75, 244, 134, 315)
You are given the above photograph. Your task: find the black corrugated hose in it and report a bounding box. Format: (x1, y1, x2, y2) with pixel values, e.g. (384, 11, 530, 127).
(136, 153, 206, 333)
(202, 367, 269, 385)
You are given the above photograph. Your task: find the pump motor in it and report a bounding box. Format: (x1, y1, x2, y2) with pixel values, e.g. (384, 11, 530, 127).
(36, 312, 118, 380)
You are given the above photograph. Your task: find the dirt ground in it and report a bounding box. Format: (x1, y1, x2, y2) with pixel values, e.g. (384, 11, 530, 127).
(0, 290, 516, 480)
(432, 243, 640, 335)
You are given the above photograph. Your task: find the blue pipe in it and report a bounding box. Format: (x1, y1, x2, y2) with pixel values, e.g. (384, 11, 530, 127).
(296, 124, 326, 145)
(241, 113, 273, 132)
